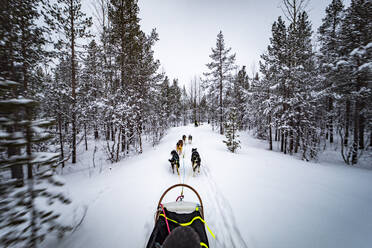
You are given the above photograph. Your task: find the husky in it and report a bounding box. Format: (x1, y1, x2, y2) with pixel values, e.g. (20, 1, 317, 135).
(176, 140, 183, 155)
(191, 148, 201, 175)
(182, 135, 187, 145)
(188, 135, 192, 144)
(168, 150, 180, 175)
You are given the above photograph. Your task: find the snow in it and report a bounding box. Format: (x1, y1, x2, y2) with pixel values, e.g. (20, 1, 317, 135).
(336, 60, 348, 67)
(31, 152, 59, 164)
(42, 124, 372, 248)
(0, 98, 35, 105)
(0, 78, 19, 87)
(359, 62, 372, 72)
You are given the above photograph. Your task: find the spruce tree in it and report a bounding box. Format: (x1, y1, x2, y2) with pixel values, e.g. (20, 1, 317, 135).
(233, 66, 249, 130)
(80, 40, 104, 143)
(203, 31, 236, 135)
(337, 0, 372, 164)
(181, 85, 189, 126)
(0, 0, 48, 180)
(256, 16, 287, 148)
(223, 108, 241, 153)
(317, 0, 344, 144)
(0, 79, 72, 248)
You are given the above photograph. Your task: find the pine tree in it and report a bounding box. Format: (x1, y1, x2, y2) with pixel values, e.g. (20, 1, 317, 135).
(223, 108, 241, 153)
(80, 40, 104, 144)
(180, 85, 189, 126)
(233, 66, 249, 130)
(45, 0, 93, 164)
(203, 31, 236, 135)
(0, 0, 48, 181)
(107, 0, 161, 155)
(0, 79, 72, 248)
(317, 0, 345, 144)
(168, 79, 182, 126)
(336, 0, 372, 164)
(256, 16, 287, 148)
(255, 9, 320, 160)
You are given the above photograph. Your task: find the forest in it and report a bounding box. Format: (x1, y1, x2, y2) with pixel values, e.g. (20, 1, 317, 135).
(0, 0, 371, 247)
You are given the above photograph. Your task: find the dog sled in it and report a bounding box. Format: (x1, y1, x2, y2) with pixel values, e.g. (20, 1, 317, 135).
(146, 184, 214, 248)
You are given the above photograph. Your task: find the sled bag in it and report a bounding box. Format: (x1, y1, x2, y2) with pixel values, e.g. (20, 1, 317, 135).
(146, 208, 209, 248)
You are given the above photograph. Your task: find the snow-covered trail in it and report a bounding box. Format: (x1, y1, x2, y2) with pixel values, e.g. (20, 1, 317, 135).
(44, 124, 372, 248)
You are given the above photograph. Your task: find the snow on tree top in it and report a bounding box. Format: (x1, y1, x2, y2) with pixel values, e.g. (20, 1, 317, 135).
(0, 78, 19, 88)
(0, 98, 35, 105)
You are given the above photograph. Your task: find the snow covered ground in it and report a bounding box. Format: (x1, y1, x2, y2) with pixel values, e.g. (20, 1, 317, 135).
(43, 124, 372, 248)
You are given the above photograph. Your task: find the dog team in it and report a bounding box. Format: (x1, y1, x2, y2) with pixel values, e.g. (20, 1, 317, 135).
(168, 134, 201, 176)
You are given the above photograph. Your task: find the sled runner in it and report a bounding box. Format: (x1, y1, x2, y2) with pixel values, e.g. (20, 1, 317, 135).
(146, 184, 214, 248)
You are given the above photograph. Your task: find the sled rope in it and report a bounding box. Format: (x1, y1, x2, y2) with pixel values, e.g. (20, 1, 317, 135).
(200, 243, 208, 248)
(176, 194, 184, 202)
(159, 204, 171, 234)
(159, 214, 216, 239)
(179, 150, 185, 196)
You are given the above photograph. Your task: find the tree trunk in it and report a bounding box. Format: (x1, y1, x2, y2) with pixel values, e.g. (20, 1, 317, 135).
(219, 93, 223, 134)
(295, 131, 299, 153)
(94, 124, 99, 139)
(58, 114, 65, 168)
(344, 99, 350, 146)
(116, 127, 121, 162)
(289, 129, 293, 155)
(71, 0, 77, 164)
(111, 122, 115, 141)
(122, 129, 126, 152)
(359, 113, 365, 150)
(328, 97, 334, 143)
(219, 68, 223, 135)
(351, 101, 359, 165)
(105, 123, 110, 140)
(284, 131, 287, 154)
(269, 117, 272, 151)
(65, 122, 68, 134)
(84, 122, 88, 151)
(28, 179, 37, 248)
(8, 125, 24, 186)
(26, 108, 33, 179)
(281, 130, 284, 152)
(138, 126, 143, 154)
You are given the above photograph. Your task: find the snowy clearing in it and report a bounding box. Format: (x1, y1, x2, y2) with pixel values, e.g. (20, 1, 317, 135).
(43, 124, 372, 248)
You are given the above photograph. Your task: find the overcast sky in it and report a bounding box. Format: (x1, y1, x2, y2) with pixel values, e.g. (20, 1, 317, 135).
(86, 0, 351, 85)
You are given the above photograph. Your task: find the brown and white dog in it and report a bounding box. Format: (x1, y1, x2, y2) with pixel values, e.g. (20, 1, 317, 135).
(176, 140, 183, 155)
(188, 135, 192, 144)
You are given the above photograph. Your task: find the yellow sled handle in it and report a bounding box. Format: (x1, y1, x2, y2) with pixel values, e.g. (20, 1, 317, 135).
(156, 184, 204, 221)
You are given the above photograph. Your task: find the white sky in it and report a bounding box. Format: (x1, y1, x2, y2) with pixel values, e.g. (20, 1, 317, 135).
(84, 0, 351, 85)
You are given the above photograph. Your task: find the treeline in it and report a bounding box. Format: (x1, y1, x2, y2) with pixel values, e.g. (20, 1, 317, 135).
(202, 0, 371, 163)
(0, 0, 185, 246)
(0, 0, 188, 171)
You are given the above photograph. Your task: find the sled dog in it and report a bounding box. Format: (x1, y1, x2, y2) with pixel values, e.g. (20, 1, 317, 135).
(176, 140, 183, 155)
(168, 150, 180, 175)
(188, 135, 192, 144)
(191, 148, 201, 175)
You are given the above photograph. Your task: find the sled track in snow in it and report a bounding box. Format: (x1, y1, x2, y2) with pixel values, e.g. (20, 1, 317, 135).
(201, 163, 248, 248)
(143, 135, 248, 248)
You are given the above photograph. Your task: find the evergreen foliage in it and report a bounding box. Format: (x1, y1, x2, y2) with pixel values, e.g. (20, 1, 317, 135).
(0, 79, 72, 248)
(203, 31, 236, 135)
(223, 108, 241, 153)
